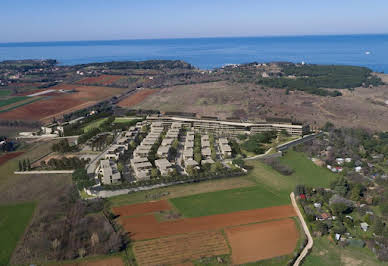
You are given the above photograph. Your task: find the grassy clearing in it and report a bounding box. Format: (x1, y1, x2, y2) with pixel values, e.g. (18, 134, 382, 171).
(0, 96, 28, 108)
(0, 89, 12, 97)
(82, 117, 108, 132)
(303, 236, 385, 266)
(0, 202, 36, 266)
(114, 117, 140, 123)
(279, 150, 337, 188)
(170, 185, 290, 217)
(108, 177, 255, 207)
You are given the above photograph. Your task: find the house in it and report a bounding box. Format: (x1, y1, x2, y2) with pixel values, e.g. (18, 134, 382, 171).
(360, 222, 369, 232)
(155, 159, 174, 176)
(313, 202, 322, 208)
(336, 158, 345, 165)
(99, 159, 121, 185)
(201, 140, 210, 148)
(186, 135, 195, 142)
(201, 135, 209, 142)
(201, 158, 215, 165)
(157, 146, 170, 158)
(161, 138, 174, 146)
(220, 144, 232, 157)
(317, 212, 331, 221)
(185, 140, 194, 149)
(183, 148, 194, 161)
(134, 145, 152, 158)
(185, 159, 199, 170)
(355, 166, 362, 173)
(345, 158, 352, 163)
(132, 161, 152, 180)
(202, 147, 212, 158)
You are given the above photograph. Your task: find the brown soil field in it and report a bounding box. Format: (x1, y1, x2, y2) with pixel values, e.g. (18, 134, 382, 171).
(226, 218, 299, 264)
(77, 75, 125, 86)
(0, 152, 24, 165)
(0, 84, 126, 122)
(117, 89, 159, 107)
(133, 230, 229, 265)
(112, 200, 171, 217)
(64, 257, 124, 266)
(118, 204, 296, 240)
(135, 80, 388, 131)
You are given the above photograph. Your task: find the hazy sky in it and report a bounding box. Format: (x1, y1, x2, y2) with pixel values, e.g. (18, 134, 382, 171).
(1, 0, 388, 42)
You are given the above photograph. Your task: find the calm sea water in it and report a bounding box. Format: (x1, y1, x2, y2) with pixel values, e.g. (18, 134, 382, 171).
(0, 34, 388, 72)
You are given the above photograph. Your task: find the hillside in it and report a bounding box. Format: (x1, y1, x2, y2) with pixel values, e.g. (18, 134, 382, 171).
(133, 78, 388, 131)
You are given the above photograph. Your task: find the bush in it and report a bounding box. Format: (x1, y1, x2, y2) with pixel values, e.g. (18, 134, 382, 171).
(263, 157, 294, 175)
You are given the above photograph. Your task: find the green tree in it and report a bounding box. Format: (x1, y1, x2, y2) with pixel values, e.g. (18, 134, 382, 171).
(27, 159, 31, 171)
(210, 162, 223, 173)
(18, 160, 22, 171)
(150, 168, 159, 178)
(22, 159, 27, 171)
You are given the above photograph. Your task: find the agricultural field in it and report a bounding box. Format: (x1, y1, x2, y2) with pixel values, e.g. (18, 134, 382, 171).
(76, 75, 125, 86)
(0, 89, 12, 96)
(225, 218, 299, 264)
(0, 96, 28, 108)
(117, 89, 159, 107)
(0, 84, 127, 122)
(170, 185, 290, 217)
(0, 202, 36, 266)
(133, 231, 229, 265)
(0, 151, 24, 166)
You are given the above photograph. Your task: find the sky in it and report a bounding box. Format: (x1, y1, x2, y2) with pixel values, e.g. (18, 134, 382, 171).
(1, 0, 388, 43)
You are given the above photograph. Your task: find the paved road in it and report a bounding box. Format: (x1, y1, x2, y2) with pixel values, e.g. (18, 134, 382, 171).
(290, 192, 313, 266)
(86, 133, 119, 175)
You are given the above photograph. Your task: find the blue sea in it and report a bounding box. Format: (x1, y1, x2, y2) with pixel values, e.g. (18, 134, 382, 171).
(0, 34, 388, 72)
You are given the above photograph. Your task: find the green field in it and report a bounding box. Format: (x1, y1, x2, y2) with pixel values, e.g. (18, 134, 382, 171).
(279, 150, 337, 188)
(82, 117, 108, 132)
(0, 97, 43, 113)
(0, 202, 36, 265)
(0, 90, 12, 97)
(170, 185, 290, 217)
(303, 237, 385, 266)
(0, 96, 28, 108)
(114, 117, 139, 123)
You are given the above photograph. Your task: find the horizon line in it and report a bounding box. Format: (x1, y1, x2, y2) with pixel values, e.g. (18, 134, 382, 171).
(1, 32, 388, 45)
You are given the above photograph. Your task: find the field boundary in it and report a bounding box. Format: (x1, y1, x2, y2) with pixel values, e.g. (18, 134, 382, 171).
(14, 170, 74, 174)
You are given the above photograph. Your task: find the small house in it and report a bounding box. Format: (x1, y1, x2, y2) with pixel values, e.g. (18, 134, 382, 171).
(360, 222, 369, 232)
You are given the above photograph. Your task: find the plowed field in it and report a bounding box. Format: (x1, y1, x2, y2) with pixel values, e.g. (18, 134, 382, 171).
(0, 152, 24, 165)
(0, 84, 125, 122)
(118, 204, 296, 240)
(226, 218, 299, 264)
(118, 89, 158, 107)
(133, 231, 229, 265)
(112, 200, 171, 217)
(77, 75, 125, 85)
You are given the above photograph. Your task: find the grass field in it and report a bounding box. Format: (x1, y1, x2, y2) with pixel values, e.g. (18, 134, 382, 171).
(82, 117, 108, 132)
(170, 185, 290, 217)
(0, 96, 28, 108)
(303, 237, 385, 266)
(279, 150, 337, 188)
(114, 117, 140, 123)
(0, 89, 12, 97)
(0, 202, 36, 265)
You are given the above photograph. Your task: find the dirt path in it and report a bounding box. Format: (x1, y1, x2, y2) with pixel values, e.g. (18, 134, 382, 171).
(290, 192, 313, 266)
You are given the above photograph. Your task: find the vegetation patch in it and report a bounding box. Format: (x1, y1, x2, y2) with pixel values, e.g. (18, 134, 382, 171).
(170, 185, 290, 217)
(0, 96, 28, 108)
(0, 202, 36, 266)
